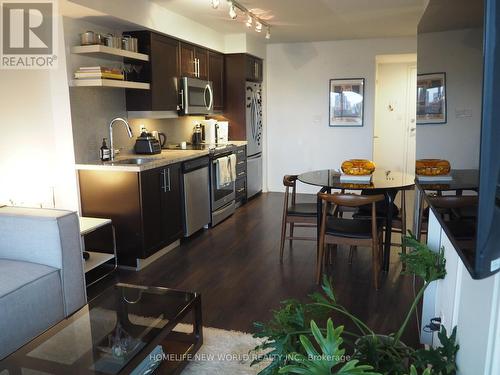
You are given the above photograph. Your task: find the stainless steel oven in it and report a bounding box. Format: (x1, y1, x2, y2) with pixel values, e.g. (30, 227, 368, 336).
(210, 148, 236, 226)
(179, 77, 214, 115)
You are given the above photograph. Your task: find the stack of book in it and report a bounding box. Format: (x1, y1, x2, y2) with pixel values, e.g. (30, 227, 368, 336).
(74, 66, 124, 80)
(416, 174, 453, 182)
(340, 174, 373, 183)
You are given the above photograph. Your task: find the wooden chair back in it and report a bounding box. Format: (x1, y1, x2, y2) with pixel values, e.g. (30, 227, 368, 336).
(283, 175, 299, 206)
(317, 193, 384, 241)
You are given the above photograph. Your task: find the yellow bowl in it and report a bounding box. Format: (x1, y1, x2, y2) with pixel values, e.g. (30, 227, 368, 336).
(341, 159, 376, 176)
(416, 159, 451, 176)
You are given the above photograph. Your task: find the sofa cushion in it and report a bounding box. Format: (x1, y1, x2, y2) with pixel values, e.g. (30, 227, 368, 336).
(0, 259, 64, 360)
(0, 259, 59, 297)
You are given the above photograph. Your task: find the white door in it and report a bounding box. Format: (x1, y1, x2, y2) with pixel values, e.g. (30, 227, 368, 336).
(373, 62, 417, 175)
(405, 65, 417, 176)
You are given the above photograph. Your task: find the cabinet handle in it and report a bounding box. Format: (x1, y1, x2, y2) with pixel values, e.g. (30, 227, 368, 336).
(166, 168, 171, 192)
(237, 161, 244, 165)
(161, 170, 167, 192)
(238, 171, 245, 177)
(237, 188, 245, 193)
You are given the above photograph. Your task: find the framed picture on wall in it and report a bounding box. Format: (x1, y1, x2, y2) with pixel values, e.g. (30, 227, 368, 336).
(329, 78, 365, 127)
(417, 72, 447, 125)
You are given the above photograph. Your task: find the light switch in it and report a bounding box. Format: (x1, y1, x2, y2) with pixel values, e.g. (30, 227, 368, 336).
(455, 109, 472, 118)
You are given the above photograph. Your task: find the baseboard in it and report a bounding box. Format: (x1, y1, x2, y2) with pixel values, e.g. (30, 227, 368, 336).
(119, 240, 180, 272)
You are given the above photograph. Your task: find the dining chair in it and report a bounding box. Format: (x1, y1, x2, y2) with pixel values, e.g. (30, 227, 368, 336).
(352, 190, 407, 269)
(388, 190, 408, 269)
(317, 192, 385, 289)
(280, 175, 317, 261)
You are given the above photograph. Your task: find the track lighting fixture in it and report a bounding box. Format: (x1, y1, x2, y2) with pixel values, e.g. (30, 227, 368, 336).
(228, 2, 237, 19)
(210, 0, 271, 39)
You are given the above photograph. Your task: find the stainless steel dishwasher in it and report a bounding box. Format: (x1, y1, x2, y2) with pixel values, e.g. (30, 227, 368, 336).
(182, 156, 211, 237)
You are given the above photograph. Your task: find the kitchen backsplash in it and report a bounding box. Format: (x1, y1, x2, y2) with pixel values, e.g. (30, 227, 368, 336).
(69, 85, 206, 163)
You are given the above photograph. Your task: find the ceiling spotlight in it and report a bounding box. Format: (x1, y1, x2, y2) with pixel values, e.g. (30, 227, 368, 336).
(228, 2, 237, 19)
(210, 0, 220, 9)
(246, 15, 253, 28)
(255, 21, 262, 32)
(265, 27, 271, 39)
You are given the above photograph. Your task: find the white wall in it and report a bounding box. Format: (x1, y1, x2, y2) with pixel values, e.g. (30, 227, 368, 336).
(423, 210, 500, 375)
(265, 37, 416, 193)
(66, 0, 226, 52)
(0, 16, 78, 210)
(416, 28, 483, 169)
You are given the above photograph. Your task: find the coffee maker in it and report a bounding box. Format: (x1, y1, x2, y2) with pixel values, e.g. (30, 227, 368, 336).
(192, 123, 203, 145)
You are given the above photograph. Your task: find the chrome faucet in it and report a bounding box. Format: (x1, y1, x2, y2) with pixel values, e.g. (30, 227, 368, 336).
(108, 117, 133, 161)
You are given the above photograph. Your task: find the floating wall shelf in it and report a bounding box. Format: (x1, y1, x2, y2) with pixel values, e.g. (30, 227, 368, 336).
(70, 79, 150, 90)
(71, 45, 149, 62)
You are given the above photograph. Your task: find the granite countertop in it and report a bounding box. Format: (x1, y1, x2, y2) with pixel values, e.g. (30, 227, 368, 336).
(75, 141, 248, 172)
(75, 149, 210, 172)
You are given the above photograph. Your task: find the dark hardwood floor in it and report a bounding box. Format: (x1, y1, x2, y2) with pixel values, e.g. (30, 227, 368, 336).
(88, 192, 420, 347)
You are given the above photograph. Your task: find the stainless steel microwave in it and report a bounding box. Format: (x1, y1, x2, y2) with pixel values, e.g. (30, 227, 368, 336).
(179, 77, 214, 115)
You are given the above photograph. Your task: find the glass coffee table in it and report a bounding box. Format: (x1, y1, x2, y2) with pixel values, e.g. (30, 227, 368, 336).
(0, 283, 202, 374)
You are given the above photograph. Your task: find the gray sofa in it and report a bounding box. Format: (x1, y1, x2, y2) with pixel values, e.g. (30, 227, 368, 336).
(0, 207, 87, 360)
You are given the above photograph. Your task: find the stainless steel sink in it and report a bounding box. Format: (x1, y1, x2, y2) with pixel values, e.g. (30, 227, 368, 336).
(112, 158, 159, 165)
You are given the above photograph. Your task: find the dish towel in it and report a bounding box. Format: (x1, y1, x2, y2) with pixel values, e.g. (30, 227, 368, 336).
(228, 154, 237, 182)
(216, 154, 237, 188)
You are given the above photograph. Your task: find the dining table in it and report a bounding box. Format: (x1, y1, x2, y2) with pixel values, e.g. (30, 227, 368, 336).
(298, 169, 415, 272)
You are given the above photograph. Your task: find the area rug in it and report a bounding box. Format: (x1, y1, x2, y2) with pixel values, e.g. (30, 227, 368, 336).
(174, 324, 271, 374)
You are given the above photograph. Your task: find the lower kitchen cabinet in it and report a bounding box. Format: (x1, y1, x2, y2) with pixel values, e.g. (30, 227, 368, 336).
(78, 163, 183, 267)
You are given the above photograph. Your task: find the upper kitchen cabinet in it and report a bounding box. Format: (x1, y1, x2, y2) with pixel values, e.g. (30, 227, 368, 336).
(125, 31, 180, 112)
(180, 42, 208, 80)
(209, 51, 224, 111)
(246, 55, 263, 83)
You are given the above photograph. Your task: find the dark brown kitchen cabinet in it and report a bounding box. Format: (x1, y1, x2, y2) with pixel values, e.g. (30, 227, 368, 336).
(125, 31, 180, 112)
(246, 55, 263, 82)
(180, 43, 209, 80)
(78, 163, 182, 267)
(225, 53, 264, 140)
(179, 42, 196, 78)
(209, 51, 224, 111)
(140, 164, 182, 256)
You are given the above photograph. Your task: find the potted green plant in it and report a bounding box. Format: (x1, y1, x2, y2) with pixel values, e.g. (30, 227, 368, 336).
(251, 234, 459, 375)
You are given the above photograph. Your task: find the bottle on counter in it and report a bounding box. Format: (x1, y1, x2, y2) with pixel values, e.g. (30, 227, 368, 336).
(100, 138, 111, 162)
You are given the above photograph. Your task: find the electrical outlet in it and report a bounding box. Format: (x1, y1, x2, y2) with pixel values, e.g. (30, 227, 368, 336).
(139, 124, 147, 133)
